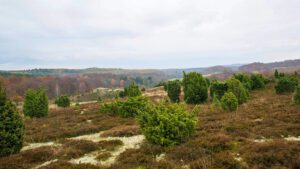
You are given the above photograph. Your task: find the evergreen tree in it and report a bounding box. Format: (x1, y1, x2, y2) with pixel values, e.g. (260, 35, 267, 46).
(221, 92, 238, 112)
(182, 72, 208, 104)
(124, 83, 141, 97)
(23, 89, 48, 118)
(166, 80, 181, 103)
(226, 78, 248, 104)
(233, 73, 253, 91)
(55, 95, 70, 107)
(274, 69, 279, 79)
(0, 83, 24, 156)
(251, 74, 265, 90)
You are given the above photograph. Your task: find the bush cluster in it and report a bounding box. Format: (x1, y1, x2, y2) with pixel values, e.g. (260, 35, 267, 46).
(250, 74, 265, 90)
(0, 83, 24, 156)
(121, 83, 141, 98)
(23, 89, 48, 118)
(233, 73, 252, 91)
(275, 76, 298, 94)
(293, 83, 300, 104)
(226, 78, 248, 104)
(165, 80, 181, 103)
(221, 92, 238, 112)
(138, 103, 197, 146)
(210, 81, 228, 100)
(182, 72, 208, 104)
(55, 95, 70, 107)
(100, 96, 148, 118)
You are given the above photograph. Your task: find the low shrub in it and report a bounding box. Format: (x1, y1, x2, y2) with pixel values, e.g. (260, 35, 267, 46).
(251, 74, 265, 90)
(293, 84, 300, 104)
(166, 80, 181, 103)
(233, 73, 252, 91)
(100, 96, 149, 118)
(124, 83, 141, 97)
(226, 78, 248, 104)
(55, 95, 70, 107)
(275, 76, 298, 94)
(23, 88, 48, 118)
(210, 81, 228, 100)
(221, 92, 238, 112)
(138, 103, 197, 146)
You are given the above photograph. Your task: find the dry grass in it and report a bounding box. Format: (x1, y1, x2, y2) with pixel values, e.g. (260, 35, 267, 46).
(25, 103, 136, 142)
(39, 160, 100, 169)
(101, 125, 140, 137)
(98, 140, 123, 151)
(0, 146, 59, 169)
(110, 84, 300, 169)
(58, 139, 101, 159)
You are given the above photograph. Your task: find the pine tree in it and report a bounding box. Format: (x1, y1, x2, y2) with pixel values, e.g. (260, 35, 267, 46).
(0, 83, 24, 156)
(182, 72, 208, 104)
(274, 69, 279, 79)
(23, 88, 49, 118)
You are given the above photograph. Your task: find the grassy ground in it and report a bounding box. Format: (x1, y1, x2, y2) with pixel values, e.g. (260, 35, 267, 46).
(1, 84, 300, 169)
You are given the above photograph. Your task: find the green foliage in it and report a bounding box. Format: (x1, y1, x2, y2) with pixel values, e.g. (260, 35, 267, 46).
(23, 89, 48, 118)
(166, 80, 181, 103)
(154, 81, 167, 90)
(233, 74, 252, 91)
(0, 84, 24, 156)
(275, 76, 298, 94)
(221, 92, 238, 112)
(55, 95, 70, 107)
(124, 83, 142, 97)
(119, 91, 126, 98)
(226, 78, 248, 104)
(251, 74, 265, 90)
(212, 96, 222, 110)
(205, 78, 211, 87)
(0, 83, 6, 107)
(274, 69, 279, 78)
(182, 72, 208, 104)
(100, 96, 149, 118)
(293, 84, 300, 104)
(210, 81, 228, 100)
(138, 103, 197, 146)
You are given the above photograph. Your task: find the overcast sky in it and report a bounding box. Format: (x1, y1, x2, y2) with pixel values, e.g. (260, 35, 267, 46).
(0, 0, 299, 70)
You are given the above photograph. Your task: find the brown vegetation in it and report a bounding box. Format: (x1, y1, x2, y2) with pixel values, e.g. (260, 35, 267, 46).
(1, 83, 300, 169)
(101, 125, 140, 137)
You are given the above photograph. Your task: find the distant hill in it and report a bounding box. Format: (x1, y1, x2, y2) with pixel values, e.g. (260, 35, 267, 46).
(239, 59, 300, 73)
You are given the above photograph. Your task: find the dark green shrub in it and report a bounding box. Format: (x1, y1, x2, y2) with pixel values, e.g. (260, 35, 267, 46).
(293, 84, 300, 104)
(138, 103, 197, 146)
(275, 77, 298, 94)
(274, 69, 279, 78)
(23, 89, 48, 118)
(221, 92, 238, 112)
(226, 78, 248, 104)
(0, 84, 24, 156)
(233, 73, 252, 91)
(210, 81, 228, 99)
(124, 83, 141, 97)
(55, 95, 70, 107)
(118, 90, 126, 98)
(100, 96, 149, 118)
(251, 74, 265, 90)
(205, 78, 211, 87)
(182, 72, 208, 104)
(166, 80, 181, 103)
